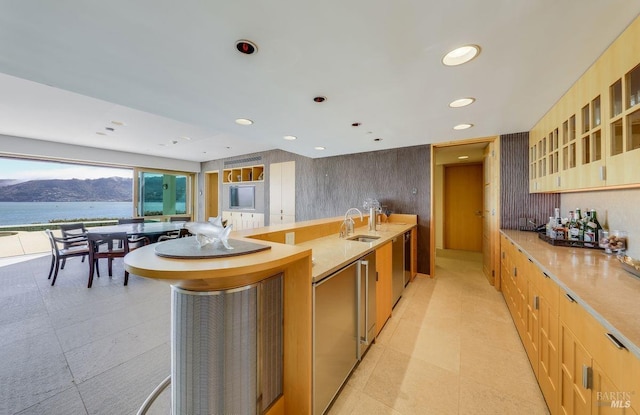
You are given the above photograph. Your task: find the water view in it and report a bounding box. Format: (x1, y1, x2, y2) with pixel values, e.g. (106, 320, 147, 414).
(0, 201, 134, 226)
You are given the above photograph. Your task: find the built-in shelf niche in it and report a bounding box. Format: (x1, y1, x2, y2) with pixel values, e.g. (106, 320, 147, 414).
(222, 165, 265, 184)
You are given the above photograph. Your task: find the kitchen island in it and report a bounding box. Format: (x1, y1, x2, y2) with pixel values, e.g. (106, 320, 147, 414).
(125, 215, 417, 414)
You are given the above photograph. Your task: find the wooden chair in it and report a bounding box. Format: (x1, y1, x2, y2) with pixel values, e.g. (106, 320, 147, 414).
(157, 227, 191, 242)
(87, 232, 130, 288)
(117, 218, 150, 249)
(59, 223, 88, 265)
(169, 216, 191, 222)
(46, 229, 90, 286)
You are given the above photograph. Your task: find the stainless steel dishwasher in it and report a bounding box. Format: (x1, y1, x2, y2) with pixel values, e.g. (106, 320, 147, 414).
(391, 235, 405, 307)
(313, 262, 358, 415)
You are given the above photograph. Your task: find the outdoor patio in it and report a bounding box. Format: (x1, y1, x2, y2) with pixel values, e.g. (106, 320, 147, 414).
(0, 252, 172, 414)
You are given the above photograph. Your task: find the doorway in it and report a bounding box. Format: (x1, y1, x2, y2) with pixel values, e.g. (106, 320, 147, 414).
(430, 137, 500, 288)
(444, 163, 483, 251)
(204, 171, 219, 220)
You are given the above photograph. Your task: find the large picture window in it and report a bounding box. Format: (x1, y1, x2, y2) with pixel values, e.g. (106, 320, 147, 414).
(135, 169, 194, 218)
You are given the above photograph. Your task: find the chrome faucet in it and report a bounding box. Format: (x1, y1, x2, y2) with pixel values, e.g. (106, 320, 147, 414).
(339, 208, 363, 238)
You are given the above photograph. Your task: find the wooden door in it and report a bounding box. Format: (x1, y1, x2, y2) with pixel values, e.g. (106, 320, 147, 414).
(204, 171, 219, 220)
(444, 163, 483, 251)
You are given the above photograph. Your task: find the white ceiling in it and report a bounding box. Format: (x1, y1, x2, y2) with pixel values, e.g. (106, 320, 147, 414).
(1, 1, 639, 163)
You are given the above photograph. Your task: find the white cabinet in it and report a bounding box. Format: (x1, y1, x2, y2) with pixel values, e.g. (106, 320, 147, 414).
(269, 161, 295, 225)
(222, 211, 264, 231)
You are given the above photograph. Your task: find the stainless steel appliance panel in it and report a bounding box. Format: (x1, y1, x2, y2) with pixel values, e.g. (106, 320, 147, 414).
(313, 263, 358, 414)
(391, 236, 404, 307)
(358, 252, 377, 359)
(404, 231, 411, 286)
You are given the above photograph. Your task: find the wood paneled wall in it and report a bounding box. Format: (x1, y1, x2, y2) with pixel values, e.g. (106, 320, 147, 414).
(500, 132, 560, 230)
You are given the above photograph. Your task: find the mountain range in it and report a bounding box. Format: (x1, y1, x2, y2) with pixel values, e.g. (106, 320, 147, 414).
(0, 177, 133, 202)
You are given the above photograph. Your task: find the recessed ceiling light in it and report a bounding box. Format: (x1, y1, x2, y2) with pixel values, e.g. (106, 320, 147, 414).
(313, 96, 327, 103)
(352, 122, 361, 127)
(453, 123, 474, 130)
(283, 135, 297, 141)
(235, 118, 253, 125)
(458, 155, 470, 160)
(111, 120, 125, 126)
(442, 45, 480, 66)
(96, 132, 106, 136)
(449, 97, 476, 108)
(105, 127, 115, 132)
(314, 146, 326, 150)
(374, 138, 383, 142)
(180, 136, 192, 141)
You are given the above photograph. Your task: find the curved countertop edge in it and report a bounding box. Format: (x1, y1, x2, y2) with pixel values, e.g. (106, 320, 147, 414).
(124, 237, 312, 291)
(501, 229, 640, 359)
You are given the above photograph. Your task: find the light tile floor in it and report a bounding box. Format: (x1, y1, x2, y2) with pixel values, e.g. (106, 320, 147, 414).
(327, 250, 550, 415)
(0, 249, 549, 414)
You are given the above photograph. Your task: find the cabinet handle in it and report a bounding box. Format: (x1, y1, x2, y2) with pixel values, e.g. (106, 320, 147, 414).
(564, 293, 576, 303)
(582, 364, 591, 389)
(542, 272, 550, 279)
(599, 166, 606, 181)
(513, 267, 517, 277)
(527, 258, 533, 263)
(502, 251, 505, 259)
(360, 260, 370, 348)
(605, 333, 626, 350)
(534, 296, 539, 310)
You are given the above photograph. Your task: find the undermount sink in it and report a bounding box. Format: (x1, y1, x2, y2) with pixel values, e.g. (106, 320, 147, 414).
(347, 235, 380, 243)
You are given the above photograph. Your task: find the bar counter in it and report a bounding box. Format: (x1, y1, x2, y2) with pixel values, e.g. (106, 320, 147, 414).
(502, 229, 640, 358)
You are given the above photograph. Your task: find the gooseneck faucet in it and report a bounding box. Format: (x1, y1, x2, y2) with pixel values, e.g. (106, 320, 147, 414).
(339, 208, 363, 238)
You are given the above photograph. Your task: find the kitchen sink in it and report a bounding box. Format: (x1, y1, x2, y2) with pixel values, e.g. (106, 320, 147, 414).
(347, 235, 380, 243)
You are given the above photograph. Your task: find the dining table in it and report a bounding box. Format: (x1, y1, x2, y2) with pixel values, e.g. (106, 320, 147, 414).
(87, 221, 188, 242)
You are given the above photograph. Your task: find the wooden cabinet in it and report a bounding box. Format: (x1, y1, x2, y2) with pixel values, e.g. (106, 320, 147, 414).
(222, 164, 264, 184)
(222, 211, 264, 231)
(500, 235, 640, 415)
(560, 320, 592, 415)
(269, 161, 295, 225)
(375, 242, 393, 337)
(530, 15, 640, 192)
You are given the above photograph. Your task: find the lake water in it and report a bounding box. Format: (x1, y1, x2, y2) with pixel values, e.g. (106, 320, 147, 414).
(0, 201, 135, 225)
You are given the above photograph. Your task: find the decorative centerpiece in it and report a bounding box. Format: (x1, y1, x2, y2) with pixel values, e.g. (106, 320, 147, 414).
(185, 216, 234, 250)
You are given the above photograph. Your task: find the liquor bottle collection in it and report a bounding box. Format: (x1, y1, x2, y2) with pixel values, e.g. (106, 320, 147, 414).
(545, 208, 627, 253)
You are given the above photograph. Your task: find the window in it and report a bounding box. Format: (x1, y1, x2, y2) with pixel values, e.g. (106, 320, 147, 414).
(135, 169, 194, 217)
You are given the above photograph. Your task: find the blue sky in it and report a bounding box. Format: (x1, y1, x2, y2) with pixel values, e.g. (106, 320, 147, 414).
(0, 158, 132, 182)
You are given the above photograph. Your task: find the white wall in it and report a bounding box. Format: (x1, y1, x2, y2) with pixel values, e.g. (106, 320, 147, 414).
(561, 188, 640, 258)
(1, 134, 200, 172)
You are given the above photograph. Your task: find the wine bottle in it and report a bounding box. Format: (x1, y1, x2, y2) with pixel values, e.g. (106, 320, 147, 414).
(586, 209, 602, 246)
(575, 208, 583, 240)
(568, 211, 580, 241)
(583, 210, 595, 246)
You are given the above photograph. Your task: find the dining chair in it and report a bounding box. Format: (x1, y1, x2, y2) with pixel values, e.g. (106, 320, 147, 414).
(117, 218, 150, 249)
(46, 229, 90, 286)
(87, 232, 130, 288)
(169, 216, 191, 223)
(59, 223, 89, 265)
(157, 227, 191, 242)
